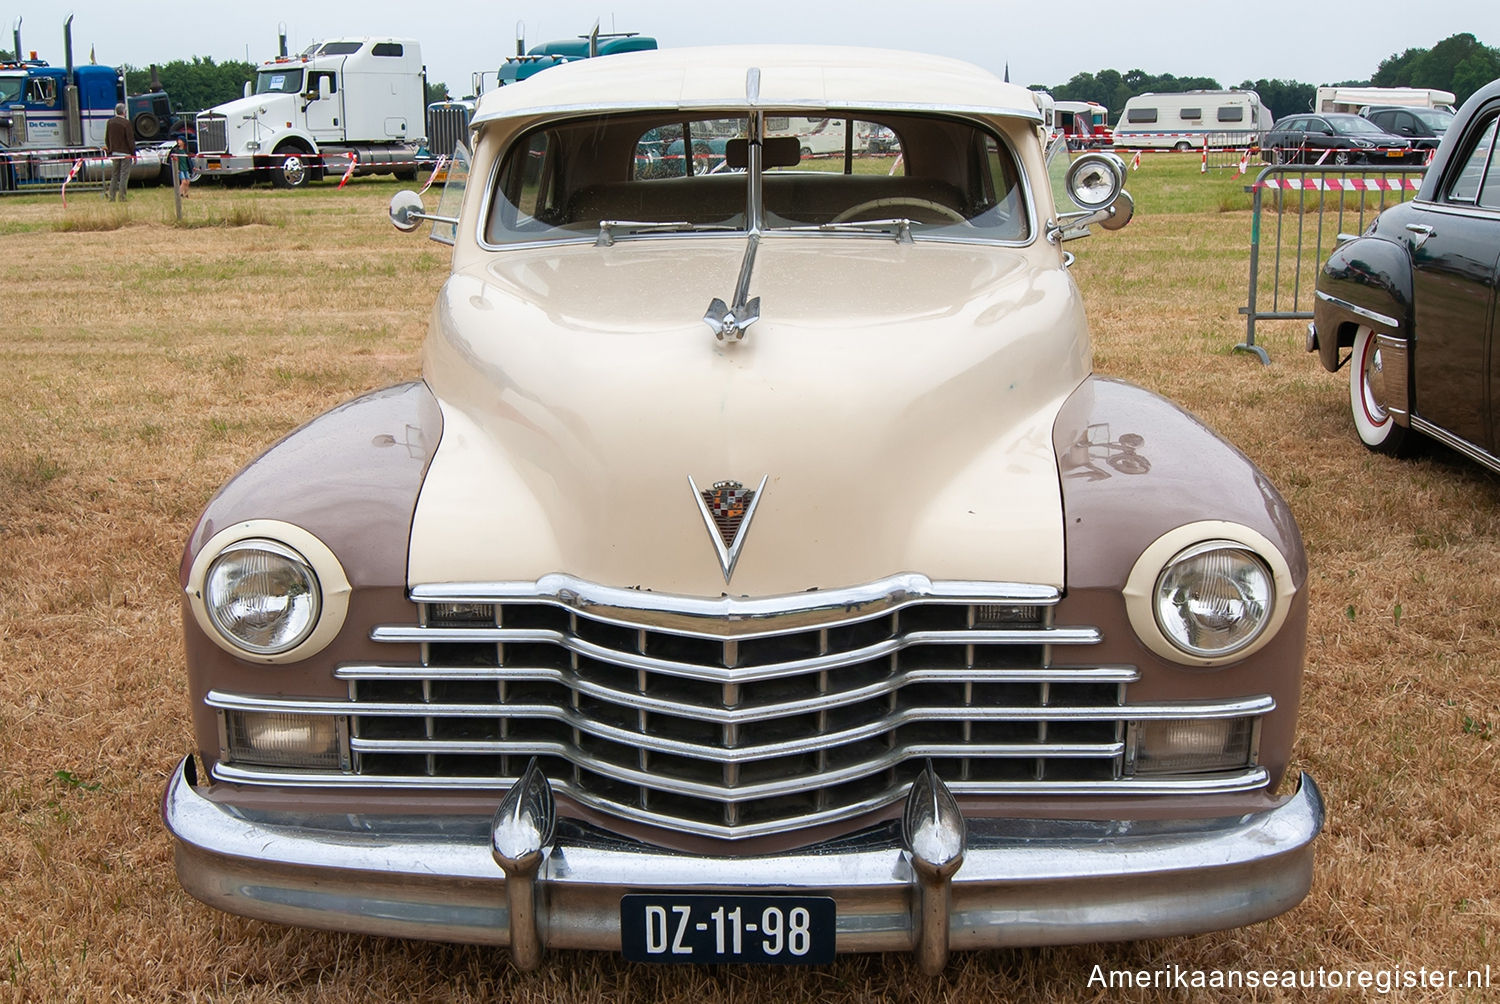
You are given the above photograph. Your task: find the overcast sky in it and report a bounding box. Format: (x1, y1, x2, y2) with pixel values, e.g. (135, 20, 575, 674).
(8, 0, 1497, 103)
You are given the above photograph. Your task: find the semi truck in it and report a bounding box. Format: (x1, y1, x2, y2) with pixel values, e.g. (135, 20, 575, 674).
(195, 36, 426, 188)
(1, 17, 176, 191)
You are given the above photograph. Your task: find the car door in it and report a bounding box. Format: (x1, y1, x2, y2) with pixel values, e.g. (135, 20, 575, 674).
(1301, 116, 1331, 157)
(1409, 107, 1500, 451)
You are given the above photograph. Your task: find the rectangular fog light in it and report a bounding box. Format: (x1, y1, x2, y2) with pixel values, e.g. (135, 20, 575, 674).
(1132, 717, 1254, 775)
(226, 710, 343, 769)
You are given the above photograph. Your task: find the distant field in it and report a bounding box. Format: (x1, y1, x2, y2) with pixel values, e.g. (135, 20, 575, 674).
(2, 160, 1497, 1002)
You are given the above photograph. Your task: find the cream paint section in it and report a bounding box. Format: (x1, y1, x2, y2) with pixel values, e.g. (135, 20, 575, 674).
(469, 46, 1044, 127)
(408, 238, 1083, 596)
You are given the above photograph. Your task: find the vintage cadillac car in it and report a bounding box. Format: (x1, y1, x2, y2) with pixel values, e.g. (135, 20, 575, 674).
(164, 46, 1323, 970)
(1311, 78, 1500, 467)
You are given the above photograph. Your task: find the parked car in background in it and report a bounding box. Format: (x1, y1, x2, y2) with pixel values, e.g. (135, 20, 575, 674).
(1311, 78, 1500, 465)
(1361, 105, 1455, 151)
(165, 44, 1322, 972)
(1261, 112, 1416, 165)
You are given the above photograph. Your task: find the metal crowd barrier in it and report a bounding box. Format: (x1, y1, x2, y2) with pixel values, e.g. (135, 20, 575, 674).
(1237, 163, 1426, 363)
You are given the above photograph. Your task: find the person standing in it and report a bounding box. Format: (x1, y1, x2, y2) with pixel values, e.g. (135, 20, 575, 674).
(104, 103, 134, 202)
(174, 135, 193, 198)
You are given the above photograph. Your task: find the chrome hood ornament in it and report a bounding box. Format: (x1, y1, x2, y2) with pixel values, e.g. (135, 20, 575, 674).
(703, 295, 761, 341)
(689, 475, 768, 582)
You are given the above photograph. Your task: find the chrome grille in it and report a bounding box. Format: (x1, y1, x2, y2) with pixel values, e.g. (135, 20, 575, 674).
(196, 114, 228, 154)
(425, 104, 471, 164)
(210, 574, 1272, 839)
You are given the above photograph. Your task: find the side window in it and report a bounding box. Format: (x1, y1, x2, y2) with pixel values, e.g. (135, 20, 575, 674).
(371, 42, 404, 57)
(1218, 106, 1245, 123)
(26, 77, 57, 105)
(306, 71, 337, 95)
(1179, 107, 1201, 121)
(1448, 115, 1498, 205)
(1126, 108, 1157, 124)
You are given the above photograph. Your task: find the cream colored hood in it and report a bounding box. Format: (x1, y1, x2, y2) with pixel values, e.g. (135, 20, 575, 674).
(409, 237, 1088, 597)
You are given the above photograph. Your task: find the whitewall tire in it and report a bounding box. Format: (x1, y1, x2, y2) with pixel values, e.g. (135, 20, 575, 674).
(1349, 325, 1411, 455)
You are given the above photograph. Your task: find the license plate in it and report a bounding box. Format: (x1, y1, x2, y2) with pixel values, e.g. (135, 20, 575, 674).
(620, 894, 836, 964)
(1385, 149, 1404, 157)
(206, 158, 221, 169)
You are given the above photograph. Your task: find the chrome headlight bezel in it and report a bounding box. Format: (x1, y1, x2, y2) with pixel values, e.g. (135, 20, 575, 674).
(1124, 521, 1295, 668)
(186, 520, 351, 664)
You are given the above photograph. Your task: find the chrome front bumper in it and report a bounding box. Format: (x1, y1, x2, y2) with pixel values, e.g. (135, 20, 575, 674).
(164, 757, 1323, 969)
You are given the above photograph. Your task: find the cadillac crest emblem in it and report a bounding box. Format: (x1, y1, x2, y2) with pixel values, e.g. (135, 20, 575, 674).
(688, 475, 768, 582)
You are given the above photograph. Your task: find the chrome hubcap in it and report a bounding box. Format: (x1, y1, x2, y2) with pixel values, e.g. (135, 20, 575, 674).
(281, 155, 306, 186)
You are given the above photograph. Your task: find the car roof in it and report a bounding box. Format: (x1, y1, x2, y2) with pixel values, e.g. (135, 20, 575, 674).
(470, 45, 1042, 125)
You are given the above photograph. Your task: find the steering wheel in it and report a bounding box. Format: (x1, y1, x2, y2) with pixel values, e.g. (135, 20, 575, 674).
(830, 197, 968, 225)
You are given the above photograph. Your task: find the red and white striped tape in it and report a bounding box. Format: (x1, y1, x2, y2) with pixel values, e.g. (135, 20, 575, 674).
(1253, 177, 1421, 191)
(60, 158, 83, 207)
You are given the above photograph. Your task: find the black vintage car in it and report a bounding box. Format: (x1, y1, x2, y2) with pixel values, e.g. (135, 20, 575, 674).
(1310, 78, 1500, 467)
(1362, 105, 1455, 151)
(1262, 112, 1416, 165)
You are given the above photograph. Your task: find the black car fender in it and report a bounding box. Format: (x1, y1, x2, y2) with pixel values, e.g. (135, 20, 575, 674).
(1311, 232, 1414, 373)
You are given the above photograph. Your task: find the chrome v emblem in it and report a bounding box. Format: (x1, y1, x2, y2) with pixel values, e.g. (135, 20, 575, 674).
(689, 475, 768, 582)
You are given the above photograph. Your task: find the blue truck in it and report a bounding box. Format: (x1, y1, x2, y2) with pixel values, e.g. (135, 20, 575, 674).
(2, 17, 176, 190)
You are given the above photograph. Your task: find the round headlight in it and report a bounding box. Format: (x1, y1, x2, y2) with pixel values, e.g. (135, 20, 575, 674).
(1153, 541, 1274, 658)
(204, 539, 321, 655)
(1064, 153, 1125, 209)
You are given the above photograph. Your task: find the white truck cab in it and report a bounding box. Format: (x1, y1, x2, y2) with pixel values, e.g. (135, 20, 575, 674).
(196, 37, 426, 188)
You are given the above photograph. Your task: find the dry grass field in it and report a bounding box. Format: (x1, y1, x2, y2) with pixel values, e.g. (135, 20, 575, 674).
(2, 160, 1497, 1002)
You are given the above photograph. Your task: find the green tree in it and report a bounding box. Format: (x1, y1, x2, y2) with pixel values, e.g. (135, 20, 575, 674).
(1237, 78, 1317, 120)
(145, 56, 256, 114)
(1372, 32, 1500, 104)
(425, 80, 450, 105)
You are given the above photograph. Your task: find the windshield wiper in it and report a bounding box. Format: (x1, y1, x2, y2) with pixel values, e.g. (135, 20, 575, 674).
(596, 220, 736, 247)
(786, 218, 915, 244)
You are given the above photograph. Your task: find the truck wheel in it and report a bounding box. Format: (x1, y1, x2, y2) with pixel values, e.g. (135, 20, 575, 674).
(133, 112, 161, 141)
(394, 166, 418, 182)
(272, 152, 312, 189)
(1349, 326, 1415, 456)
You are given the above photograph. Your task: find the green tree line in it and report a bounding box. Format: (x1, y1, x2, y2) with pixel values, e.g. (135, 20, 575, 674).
(1039, 32, 1498, 120)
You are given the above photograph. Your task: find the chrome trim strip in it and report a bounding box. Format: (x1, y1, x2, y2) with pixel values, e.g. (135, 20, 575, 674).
(1314, 289, 1399, 330)
(407, 573, 1061, 639)
(1409, 417, 1500, 475)
(370, 624, 1101, 685)
(332, 664, 1140, 725)
(208, 761, 1272, 840)
(210, 688, 1270, 769)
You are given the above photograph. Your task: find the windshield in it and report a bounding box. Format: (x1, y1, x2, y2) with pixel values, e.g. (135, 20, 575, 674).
(1328, 115, 1384, 136)
(0, 76, 22, 103)
(256, 69, 304, 95)
(484, 110, 1031, 247)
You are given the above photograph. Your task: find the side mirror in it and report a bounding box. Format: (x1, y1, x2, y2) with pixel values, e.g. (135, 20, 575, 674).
(389, 189, 460, 233)
(389, 190, 426, 232)
(243, 81, 252, 100)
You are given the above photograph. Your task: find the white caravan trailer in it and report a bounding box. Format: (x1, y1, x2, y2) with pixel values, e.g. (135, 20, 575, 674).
(1113, 90, 1272, 149)
(1314, 86, 1456, 115)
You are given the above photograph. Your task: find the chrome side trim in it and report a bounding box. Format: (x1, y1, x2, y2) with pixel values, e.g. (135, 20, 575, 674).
(1409, 417, 1500, 475)
(1315, 289, 1400, 330)
(407, 573, 1060, 639)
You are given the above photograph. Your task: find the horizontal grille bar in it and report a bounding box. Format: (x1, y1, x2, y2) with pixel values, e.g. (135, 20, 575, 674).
(210, 761, 1274, 840)
(409, 573, 1060, 639)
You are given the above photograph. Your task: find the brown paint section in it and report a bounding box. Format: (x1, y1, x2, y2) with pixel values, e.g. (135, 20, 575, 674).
(181, 382, 440, 766)
(1053, 376, 1309, 789)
